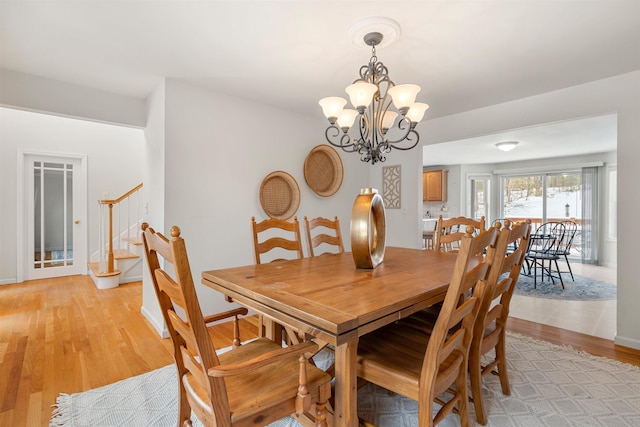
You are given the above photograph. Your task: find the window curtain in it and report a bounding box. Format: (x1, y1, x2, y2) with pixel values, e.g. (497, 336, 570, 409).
(581, 166, 599, 264)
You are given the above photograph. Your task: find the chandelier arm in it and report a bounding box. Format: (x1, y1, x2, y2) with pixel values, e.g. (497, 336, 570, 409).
(388, 128, 420, 151)
(325, 124, 359, 153)
(383, 117, 412, 145)
(357, 112, 371, 151)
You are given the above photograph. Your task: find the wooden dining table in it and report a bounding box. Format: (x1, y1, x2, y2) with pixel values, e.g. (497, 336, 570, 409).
(201, 246, 459, 427)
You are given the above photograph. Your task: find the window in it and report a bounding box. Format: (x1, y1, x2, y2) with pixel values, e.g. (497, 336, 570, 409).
(501, 171, 582, 258)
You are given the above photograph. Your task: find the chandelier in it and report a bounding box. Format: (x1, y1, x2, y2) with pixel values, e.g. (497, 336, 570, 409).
(319, 30, 429, 165)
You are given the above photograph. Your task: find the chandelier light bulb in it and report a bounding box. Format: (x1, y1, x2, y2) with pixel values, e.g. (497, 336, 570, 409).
(406, 102, 429, 124)
(337, 109, 359, 131)
(345, 82, 378, 110)
(380, 111, 398, 134)
(319, 97, 347, 123)
(387, 84, 421, 113)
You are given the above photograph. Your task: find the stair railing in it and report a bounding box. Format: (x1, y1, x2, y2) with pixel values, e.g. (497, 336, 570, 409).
(97, 183, 143, 274)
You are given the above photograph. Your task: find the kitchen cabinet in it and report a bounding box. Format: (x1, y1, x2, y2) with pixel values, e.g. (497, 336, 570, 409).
(423, 169, 448, 202)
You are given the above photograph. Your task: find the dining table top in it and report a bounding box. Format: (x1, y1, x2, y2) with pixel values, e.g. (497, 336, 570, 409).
(201, 246, 459, 345)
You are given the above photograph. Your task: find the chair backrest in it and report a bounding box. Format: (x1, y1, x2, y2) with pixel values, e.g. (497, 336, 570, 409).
(474, 219, 532, 349)
(559, 220, 578, 254)
(252, 216, 304, 264)
(141, 223, 231, 423)
(434, 215, 486, 252)
(419, 224, 499, 425)
(529, 221, 566, 254)
(303, 215, 344, 257)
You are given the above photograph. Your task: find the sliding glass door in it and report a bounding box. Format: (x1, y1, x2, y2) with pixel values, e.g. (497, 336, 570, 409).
(501, 171, 582, 258)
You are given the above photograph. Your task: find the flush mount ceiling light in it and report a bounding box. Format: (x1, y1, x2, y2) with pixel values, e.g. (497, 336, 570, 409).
(495, 141, 519, 152)
(319, 17, 429, 165)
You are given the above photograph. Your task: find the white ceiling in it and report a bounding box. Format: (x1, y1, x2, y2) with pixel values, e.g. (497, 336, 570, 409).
(1, 1, 638, 162)
(423, 113, 618, 166)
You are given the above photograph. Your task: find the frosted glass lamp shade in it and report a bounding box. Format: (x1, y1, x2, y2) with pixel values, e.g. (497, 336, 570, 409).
(406, 102, 429, 123)
(388, 84, 421, 111)
(346, 82, 378, 109)
(380, 111, 397, 133)
(319, 97, 347, 121)
(337, 109, 359, 130)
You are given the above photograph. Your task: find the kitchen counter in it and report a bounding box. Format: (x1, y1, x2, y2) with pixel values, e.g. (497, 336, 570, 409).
(422, 218, 441, 231)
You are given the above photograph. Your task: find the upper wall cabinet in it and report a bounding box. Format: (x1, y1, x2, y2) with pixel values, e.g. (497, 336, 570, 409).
(423, 169, 448, 202)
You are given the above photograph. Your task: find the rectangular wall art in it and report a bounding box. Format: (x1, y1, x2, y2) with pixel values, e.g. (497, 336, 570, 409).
(382, 165, 401, 209)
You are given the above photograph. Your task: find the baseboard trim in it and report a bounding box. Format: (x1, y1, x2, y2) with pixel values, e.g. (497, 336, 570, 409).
(614, 334, 640, 350)
(141, 305, 169, 339)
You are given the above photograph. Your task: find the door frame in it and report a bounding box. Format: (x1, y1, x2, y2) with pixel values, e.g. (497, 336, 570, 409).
(17, 150, 88, 283)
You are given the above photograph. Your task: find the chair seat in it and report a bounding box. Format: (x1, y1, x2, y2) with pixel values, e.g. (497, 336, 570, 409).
(396, 304, 441, 333)
(184, 338, 332, 426)
(526, 252, 560, 260)
(357, 323, 463, 402)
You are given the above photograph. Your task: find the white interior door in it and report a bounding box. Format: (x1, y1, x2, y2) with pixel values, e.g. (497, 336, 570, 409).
(24, 154, 87, 280)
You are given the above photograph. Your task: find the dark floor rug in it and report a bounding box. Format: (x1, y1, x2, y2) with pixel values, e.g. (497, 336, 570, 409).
(514, 273, 616, 300)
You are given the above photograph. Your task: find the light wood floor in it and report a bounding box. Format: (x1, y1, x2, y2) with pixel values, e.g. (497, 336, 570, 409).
(1, 275, 638, 427)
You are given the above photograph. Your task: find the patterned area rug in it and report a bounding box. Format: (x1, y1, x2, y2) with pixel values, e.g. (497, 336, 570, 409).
(51, 333, 640, 427)
(514, 273, 616, 301)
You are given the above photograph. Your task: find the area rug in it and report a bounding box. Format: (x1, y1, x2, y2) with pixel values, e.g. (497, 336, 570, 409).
(514, 273, 616, 301)
(51, 333, 639, 427)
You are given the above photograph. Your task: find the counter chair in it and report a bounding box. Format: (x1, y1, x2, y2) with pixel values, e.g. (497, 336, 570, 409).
(434, 215, 486, 252)
(304, 216, 344, 257)
(423, 220, 437, 250)
(469, 219, 531, 425)
(141, 223, 331, 427)
(356, 225, 499, 427)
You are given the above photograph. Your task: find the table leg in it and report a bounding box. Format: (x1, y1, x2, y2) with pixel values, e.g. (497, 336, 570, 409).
(333, 338, 358, 427)
(262, 317, 283, 345)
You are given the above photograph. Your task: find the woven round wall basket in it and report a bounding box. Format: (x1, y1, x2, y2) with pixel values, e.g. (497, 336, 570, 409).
(304, 144, 344, 197)
(259, 171, 300, 220)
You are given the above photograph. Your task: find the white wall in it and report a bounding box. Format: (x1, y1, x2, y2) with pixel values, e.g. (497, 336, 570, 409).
(140, 78, 368, 331)
(0, 107, 145, 283)
(0, 70, 146, 128)
(140, 81, 167, 333)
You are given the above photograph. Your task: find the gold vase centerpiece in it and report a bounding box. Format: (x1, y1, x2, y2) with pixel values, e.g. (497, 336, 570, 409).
(350, 187, 386, 269)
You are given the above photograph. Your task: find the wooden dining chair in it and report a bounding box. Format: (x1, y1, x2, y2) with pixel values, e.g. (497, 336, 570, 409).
(252, 216, 304, 264)
(251, 216, 305, 343)
(141, 223, 331, 427)
(356, 225, 499, 427)
(434, 215, 486, 252)
(469, 219, 531, 425)
(304, 215, 344, 257)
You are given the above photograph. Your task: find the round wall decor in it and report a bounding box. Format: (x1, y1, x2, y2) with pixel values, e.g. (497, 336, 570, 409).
(259, 171, 300, 220)
(304, 144, 344, 197)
